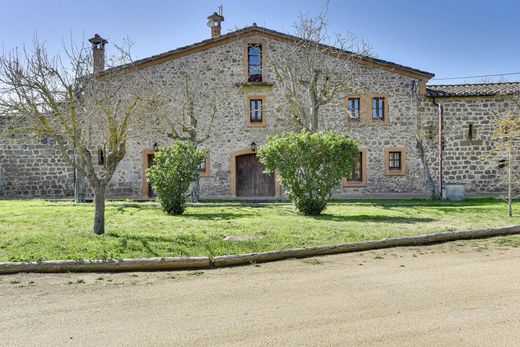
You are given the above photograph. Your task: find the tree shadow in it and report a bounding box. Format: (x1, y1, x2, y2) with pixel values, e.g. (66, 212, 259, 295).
(107, 232, 220, 257)
(311, 214, 436, 223)
(181, 211, 258, 220)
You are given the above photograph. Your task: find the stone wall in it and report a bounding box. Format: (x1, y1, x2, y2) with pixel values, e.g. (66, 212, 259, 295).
(106, 34, 430, 199)
(421, 96, 516, 196)
(1, 32, 512, 200)
(0, 137, 74, 198)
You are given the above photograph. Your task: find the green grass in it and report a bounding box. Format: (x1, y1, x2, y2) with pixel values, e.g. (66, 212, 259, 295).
(0, 199, 518, 262)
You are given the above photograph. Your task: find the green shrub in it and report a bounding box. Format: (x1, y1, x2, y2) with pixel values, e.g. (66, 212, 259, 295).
(147, 141, 205, 215)
(258, 131, 358, 215)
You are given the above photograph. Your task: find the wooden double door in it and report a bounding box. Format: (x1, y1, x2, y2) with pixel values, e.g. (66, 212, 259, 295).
(236, 153, 275, 197)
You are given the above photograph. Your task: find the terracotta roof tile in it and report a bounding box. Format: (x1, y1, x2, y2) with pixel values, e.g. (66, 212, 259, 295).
(427, 82, 520, 97)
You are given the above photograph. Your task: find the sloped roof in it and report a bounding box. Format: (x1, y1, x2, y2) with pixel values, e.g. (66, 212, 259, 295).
(99, 25, 434, 79)
(427, 82, 520, 97)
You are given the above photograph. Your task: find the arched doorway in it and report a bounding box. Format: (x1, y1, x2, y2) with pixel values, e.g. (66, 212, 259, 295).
(236, 153, 274, 197)
(230, 148, 281, 197)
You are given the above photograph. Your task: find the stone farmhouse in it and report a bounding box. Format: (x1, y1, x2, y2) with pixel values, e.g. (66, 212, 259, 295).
(1, 13, 519, 200)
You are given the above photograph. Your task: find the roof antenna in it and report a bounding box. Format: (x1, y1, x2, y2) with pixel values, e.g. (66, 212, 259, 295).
(219, 4, 223, 17)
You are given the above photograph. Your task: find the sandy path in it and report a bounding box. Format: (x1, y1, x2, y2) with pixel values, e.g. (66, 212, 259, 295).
(1, 238, 519, 346)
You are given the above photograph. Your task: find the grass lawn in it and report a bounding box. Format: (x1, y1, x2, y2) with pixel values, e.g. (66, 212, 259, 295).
(0, 199, 518, 262)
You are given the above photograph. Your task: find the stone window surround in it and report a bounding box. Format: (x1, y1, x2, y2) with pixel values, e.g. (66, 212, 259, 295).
(342, 147, 368, 187)
(243, 39, 267, 83)
(344, 93, 390, 125)
(384, 147, 407, 176)
(246, 95, 267, 128)
(229, 147, 281, 197)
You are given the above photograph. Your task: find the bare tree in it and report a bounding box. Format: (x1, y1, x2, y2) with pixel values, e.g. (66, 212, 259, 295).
(163, 66, 242, 202)
(269, 2, 372, 132)
(415, 99, 441, 199)
(485, 102, 520, 216)
(0, 37, 161, 234)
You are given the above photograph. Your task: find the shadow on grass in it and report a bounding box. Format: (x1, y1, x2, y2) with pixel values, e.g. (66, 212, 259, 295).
(107, 232, 221, 257)
(181, 212, 258, 220)
(311, 214, 436, 223)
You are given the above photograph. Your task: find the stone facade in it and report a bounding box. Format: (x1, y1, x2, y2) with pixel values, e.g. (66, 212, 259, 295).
(421, 97, 517, 196)
(0, 26, 515, 200)
(0, 137, 74, 198)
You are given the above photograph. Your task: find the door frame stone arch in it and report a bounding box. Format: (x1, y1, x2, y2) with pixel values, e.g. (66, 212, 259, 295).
(229, 148, 281, 197)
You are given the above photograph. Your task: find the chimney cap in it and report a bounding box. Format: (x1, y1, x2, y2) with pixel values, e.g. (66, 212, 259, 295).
(88, 34, 108, 45)
(207, 12, 224, 22)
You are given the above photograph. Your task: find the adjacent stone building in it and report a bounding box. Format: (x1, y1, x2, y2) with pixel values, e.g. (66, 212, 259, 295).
(1, 17, 518, 200)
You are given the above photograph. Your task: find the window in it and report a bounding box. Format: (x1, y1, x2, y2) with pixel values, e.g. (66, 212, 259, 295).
(347, 98, 361, 121)
(384, 147, 406, 176)
(388, 152, 401, 171)
(247, 96, 266, 127)
(197, 158, 206, 172)
(343, 148, 367, 187)
(198, 152, 210, 177)
(468, 123, 474, 141)
(97, 148, 105, 166)
(372, 97, 385, 121)
(349, 152, 363, 181)
(345, 94, 388, 124)
(250, 99, 263, 123)
(247, 44, 262, 82)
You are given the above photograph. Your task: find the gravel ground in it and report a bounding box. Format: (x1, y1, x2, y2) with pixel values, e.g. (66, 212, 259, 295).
(1, 237, 519, 346)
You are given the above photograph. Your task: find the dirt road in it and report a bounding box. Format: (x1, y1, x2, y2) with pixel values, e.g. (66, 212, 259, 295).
(1, 238, 519, 346)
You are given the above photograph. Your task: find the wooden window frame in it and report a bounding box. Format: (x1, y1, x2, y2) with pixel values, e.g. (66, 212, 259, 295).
(371, 96, 386, 122)
(342, 147, 368, 187)
(344, 94, 389, 125)
(198, 151, 210, 177)
(246, 95, 266, 128)
(243, 39, 266, 82)
(345, 97, 363, 122)
(384, 147, 407, 176)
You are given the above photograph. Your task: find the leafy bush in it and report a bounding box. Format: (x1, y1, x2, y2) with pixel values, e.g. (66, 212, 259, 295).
(147, 141, 205, 215)
(258, 131, 358, 215)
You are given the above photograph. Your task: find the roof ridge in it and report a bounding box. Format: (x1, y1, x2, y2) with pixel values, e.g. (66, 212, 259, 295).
(99, 25, 434, 78)
(428, 81, 520, 88)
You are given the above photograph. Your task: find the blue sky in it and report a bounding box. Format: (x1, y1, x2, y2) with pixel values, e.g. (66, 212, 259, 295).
(1, 0, 519, 84)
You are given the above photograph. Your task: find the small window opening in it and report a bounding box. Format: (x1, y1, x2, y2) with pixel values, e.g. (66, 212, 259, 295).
(388, 151, 401, 171)
(372, 97, 385, 121)
(347, 98, 361, 121)
(98, 148, 105, 166)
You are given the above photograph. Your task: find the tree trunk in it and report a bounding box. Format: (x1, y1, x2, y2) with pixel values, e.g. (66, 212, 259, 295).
(417, 138, 436, 198)
(74, 166, 86, 203)
(93, 184, 107, 235)
(190, 178, 200, 203)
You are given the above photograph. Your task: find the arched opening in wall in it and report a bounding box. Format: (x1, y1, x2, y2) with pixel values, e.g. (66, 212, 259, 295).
(229, 148, 281, 198)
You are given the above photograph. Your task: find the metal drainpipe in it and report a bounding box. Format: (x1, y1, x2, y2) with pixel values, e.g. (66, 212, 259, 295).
(432, 98, 444, 198)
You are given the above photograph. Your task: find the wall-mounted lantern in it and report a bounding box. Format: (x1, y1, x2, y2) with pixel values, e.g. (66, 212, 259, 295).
(153, 142, 159, 151)
(250, 141, 257, 152)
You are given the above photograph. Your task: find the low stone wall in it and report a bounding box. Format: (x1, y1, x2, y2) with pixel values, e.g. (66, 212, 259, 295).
(0, 139, 74, 198)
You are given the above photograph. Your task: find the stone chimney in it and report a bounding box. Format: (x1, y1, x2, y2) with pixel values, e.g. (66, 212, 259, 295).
(207, 11, 224, 38)
(88, 34, 108, 73)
